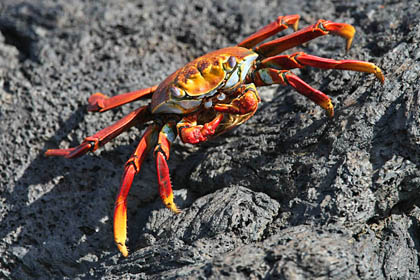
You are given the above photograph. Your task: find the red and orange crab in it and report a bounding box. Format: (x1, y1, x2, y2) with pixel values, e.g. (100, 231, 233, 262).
(45, 15, 384, 256)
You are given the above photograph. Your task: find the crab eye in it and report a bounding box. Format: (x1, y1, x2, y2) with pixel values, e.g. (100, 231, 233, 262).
(217, 93, 226, 101)
(204, 100, 212, 108)
(170, 87, 185, 98)
(223, 56, 237, 72)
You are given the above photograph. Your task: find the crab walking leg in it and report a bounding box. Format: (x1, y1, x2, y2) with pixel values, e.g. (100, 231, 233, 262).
(45, 105, 150, 158)
(260, 52, 384, 83)
(255, 20, 356, 57)
(252, 68, 334, 117)
(114, 125, 159, 257)
(88, 85, 158, 112)
(238, 14, 300, 49)
(213, 84, 261, 115)
(153, 122, 180, 213)
(177, 113, 224, 144)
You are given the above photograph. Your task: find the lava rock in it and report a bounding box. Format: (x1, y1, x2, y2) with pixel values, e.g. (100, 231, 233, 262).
(1, 0, 419, 279)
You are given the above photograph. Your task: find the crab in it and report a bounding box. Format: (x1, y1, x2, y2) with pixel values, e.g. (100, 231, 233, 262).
(45, 14, 384, 257)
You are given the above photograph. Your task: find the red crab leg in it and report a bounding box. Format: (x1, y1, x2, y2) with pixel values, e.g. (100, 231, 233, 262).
(88, 85, 158, 112)
(238, 14, 300, 49)
(251, 68, 334, 117)
(114, 124, 159, 257)
(154, 122, 180, 214)
(177, 113, 224, 144)
(260, 52, 384, 83)
(213, 84, 261, 115)
(255, 20, 356, 57)
(45, 105, 151, 158)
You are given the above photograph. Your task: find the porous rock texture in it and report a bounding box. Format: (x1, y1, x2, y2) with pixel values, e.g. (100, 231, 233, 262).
(1, 0, 419, 279)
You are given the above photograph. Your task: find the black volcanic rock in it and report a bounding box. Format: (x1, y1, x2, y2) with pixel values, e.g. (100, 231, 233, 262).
(1, 0, 419, 279)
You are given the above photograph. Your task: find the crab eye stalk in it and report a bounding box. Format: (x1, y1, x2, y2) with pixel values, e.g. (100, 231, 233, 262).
(170, 87, 185, 98)
(223, 56, 237, 72)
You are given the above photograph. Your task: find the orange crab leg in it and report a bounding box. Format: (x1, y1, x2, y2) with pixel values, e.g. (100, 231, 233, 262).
(255, 20, 355, 57)
(45, 105, 150, 158)
(153, 122, 180, 214)
(114, 124, 158, 257)
(260, 52, 384, 83)
(252, 68, 334, 117)
(88, 85, 158, 112)
(238, 14, 300, 49)
(177, 113, 224, 144)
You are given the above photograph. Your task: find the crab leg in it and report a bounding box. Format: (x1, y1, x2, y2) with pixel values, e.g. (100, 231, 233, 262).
(255, 20, 355, 57)
(177, 113, 224, 144)
(114, 124, 159, 257)
(238, 14, 300, 49)
(88, 85, 158, 112)
(252, 68, 334, 117)
(153, 122, 180, 214)
(45, 105, 150, 158)
(260, 52, 384, 83)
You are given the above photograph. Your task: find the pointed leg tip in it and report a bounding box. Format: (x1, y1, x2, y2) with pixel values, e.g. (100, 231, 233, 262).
(326, 106, 334, 118)
(293, 20, 299, 32)
(44, 149, 56, 157)
(322, 21, 355, 51)
(283, 14, 300, 31)
(87, 92, 107, 112)
(321, 100, 334, 118)
(345, 37, 354, 51)
(166, 201, 181, 214)
(162, 194, 181, 214)
(117, 243, 129, 257)
(375, 68, 385, 84)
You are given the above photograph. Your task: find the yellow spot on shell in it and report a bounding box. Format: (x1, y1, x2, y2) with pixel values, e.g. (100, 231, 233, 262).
(176, 55, 228, 96)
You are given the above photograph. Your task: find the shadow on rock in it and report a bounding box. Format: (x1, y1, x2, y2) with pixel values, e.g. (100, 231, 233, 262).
(2, 107, 123, 278)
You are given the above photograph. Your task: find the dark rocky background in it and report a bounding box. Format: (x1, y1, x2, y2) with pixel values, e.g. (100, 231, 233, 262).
(1, 0, 419, 279)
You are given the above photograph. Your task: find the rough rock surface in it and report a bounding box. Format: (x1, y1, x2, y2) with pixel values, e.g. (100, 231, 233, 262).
(1, 0, 419, 279)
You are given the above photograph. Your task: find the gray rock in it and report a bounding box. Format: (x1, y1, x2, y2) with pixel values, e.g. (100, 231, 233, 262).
(1, 0, 419, 279)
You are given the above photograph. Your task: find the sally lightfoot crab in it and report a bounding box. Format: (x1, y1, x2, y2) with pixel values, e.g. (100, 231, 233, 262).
(45, 15, 384, 257)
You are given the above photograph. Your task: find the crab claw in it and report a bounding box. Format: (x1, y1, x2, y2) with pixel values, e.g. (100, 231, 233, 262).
(321, 21, 355, 51)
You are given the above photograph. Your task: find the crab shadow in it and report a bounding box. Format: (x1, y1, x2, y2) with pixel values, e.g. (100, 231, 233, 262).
(176, 84, 417, 229)
(2, 106, 167, 277)
(369, 92, 420, 216)
(4, 92, 318, 278)
(173, 91, 339, 227)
